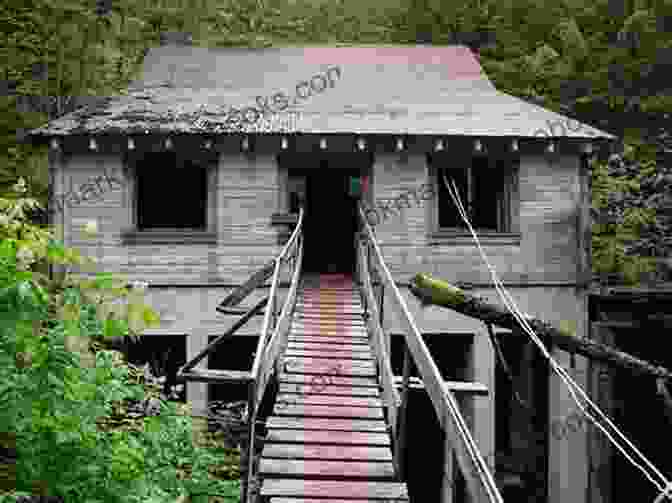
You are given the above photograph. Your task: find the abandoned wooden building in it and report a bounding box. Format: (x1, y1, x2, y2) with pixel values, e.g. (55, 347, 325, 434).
(25, 44, 624, 502)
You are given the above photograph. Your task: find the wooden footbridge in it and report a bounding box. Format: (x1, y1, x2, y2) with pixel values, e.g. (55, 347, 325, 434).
(177, 206, 504, 503)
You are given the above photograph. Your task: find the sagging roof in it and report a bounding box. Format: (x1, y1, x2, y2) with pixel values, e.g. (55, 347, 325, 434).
(26, 45, 615, 141)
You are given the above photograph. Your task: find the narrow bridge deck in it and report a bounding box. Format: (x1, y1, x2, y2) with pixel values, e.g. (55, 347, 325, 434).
(259, 274, 410, 502)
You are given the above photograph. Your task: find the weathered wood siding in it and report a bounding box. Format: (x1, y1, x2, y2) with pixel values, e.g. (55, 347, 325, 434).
(56, 152, 284, 285)
(370, 153, 585, 286)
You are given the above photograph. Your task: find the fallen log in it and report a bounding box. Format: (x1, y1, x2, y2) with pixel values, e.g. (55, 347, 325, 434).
(409, 273, 672, 383)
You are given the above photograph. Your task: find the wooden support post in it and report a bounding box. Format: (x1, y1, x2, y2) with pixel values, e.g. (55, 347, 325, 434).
(588, 322, 615, 503)
(442, 438, 454, 503)
(470, 327, 496, 493)
(379, 282, 385, 328)
(361, 243, 369, 319)
(396, 342, 412, 478)
(244, 382, 257, 503)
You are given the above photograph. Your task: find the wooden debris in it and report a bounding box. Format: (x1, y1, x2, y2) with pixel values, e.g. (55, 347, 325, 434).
(410, 273, 672, 383)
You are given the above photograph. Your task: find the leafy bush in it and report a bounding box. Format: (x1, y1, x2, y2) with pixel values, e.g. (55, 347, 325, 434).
(0, 182, 240, 502)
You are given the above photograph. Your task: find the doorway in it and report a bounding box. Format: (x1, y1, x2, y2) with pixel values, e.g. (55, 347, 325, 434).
(284, 153, 371, 274)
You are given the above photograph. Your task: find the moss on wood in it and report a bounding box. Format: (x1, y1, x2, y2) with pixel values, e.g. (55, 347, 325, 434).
(412, 273, 466, 305)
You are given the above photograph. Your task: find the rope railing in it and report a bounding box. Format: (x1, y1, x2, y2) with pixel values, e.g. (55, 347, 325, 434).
(244, 206, 304, 503)
(356, 204, 504, 503)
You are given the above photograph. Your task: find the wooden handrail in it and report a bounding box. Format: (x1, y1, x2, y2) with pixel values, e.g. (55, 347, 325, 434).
(256, 235, 303, 407)
(358, 237, 401, 452)
(244, 206, 304, 503)
(252, 206, 305, 381)
(278, 206, 305, 262)
(356, 204, 503, 503)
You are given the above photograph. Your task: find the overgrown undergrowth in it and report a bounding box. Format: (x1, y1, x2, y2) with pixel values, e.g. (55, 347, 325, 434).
(0, 181, 240, 503)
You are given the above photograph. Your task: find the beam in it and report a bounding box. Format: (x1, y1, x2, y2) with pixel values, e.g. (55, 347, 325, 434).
(217, 259, 276, 310)
(410, 273, 672, 383)
(180, 296, 268, 374)
(216, 306, 266, 316)
(176, 368, 251, 384)
(393, 376, 489, 395)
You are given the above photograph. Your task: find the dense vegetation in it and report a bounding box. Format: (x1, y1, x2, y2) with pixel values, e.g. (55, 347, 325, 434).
(0, 181, 240, 501)
(1, 0, 671, 500)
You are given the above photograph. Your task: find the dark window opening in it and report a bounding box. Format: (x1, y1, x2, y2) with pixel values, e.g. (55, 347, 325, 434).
(289, 191, 302, 214)
(136, 152, 208, 230)
(125, 334, 187, 402)
(436, 155, 511, 232)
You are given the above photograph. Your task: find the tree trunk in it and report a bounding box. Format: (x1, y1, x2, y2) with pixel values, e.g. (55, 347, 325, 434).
(410, 273, 672, 383)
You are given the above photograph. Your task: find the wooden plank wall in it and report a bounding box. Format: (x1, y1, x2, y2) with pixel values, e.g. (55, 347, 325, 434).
(56, 149, 585, 288)
(58, 153, 284, 285)
(370, 152, 583, 285)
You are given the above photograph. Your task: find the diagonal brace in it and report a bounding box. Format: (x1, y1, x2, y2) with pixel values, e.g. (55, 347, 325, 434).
(179, 296, 268, 375)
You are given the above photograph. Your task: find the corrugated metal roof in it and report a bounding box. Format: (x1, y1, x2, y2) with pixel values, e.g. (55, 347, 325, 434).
(26, 45, 615, 140)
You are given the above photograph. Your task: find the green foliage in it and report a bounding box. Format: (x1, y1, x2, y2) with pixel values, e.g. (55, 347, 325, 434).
(0, 181, 239, 501)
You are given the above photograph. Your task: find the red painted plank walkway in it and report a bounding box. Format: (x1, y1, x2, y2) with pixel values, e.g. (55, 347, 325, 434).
(259, 274, 409, 502)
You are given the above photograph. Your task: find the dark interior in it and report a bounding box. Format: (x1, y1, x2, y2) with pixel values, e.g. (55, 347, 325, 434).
(285, 154, 370, 274)
(588, 294, 672, 503)
(611, 323, 672, 503)
(434, 154, 508, 232)
(135, 152, 209, 229)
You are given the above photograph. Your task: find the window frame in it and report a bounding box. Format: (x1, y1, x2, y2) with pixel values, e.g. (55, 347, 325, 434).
(121, 151, 218, 245)
(427, 151, 521, 245)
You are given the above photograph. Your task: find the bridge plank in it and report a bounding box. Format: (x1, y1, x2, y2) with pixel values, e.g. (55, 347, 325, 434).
(289, 332, 369, 341)
(260, 459, 395, 479)
(296, 305, 364, 312)
(261, 444, 392, 462)
(284, 356, 375, 368)
(293, 313, 364, 319)
(293, 319, 366, 326)
(273, 404, 383, 419)
(285, 349, 374, 360)
(278, 383, 380, 397)
(261, 479, 408, 500)
(296, 307, 365, 315)
(295, 317, 366, 323)
(286, 341, 372, 350)
(282, 362, 376, 378)
(266, 416, 387, 432)
(291, 324, 368, 331)
(298, 299, 362, 305)
(265, 429, 390, 446)
(287, 341, 372, 351)
(296, 312, 365, 319)
(289, 331, 368, 339)
(288, 335, 369, 345)
(298, 293, 361, 297)
(291, 326, 367, 334)
(276, 393, 382, 408)
(280, 373, 377, 387)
